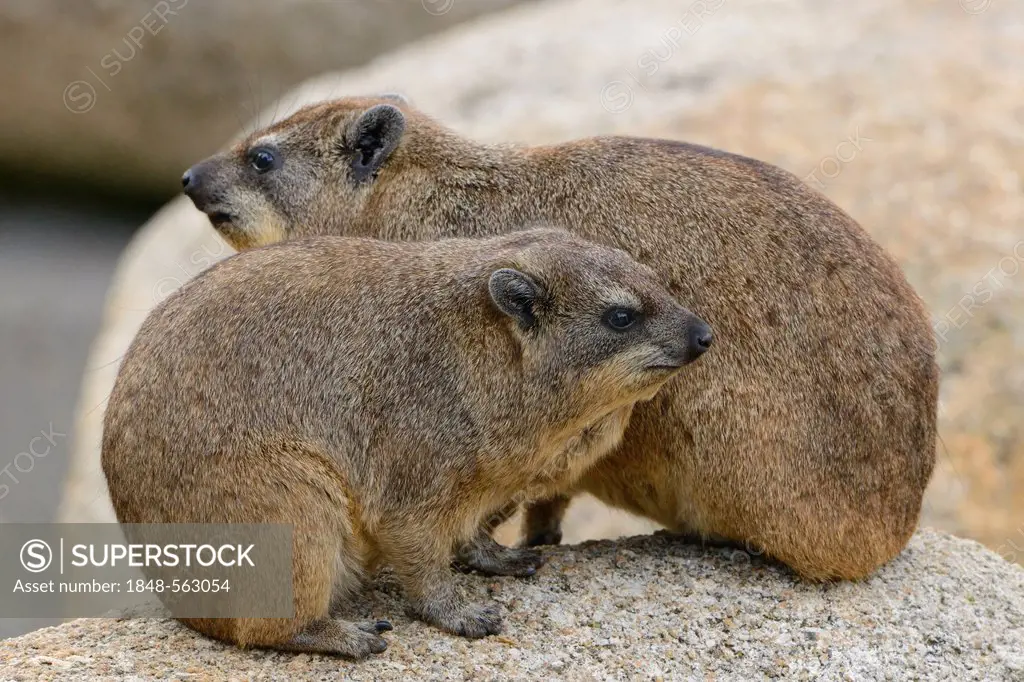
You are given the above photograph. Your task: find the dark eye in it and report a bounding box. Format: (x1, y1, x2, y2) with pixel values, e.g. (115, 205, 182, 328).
(603, 307, 641, 331)
(250, 149, 277, 173)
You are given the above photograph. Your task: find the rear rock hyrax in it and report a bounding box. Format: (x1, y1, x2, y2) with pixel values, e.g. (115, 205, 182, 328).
(181, 96, 938, 580)
(102, 228, 711, 656)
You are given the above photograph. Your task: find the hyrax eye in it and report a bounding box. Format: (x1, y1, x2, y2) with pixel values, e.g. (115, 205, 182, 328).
(603, 307, 642, 331)
(249, 148, 278, 173)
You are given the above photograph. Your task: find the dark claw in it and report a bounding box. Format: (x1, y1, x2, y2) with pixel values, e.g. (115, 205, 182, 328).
(358, 619, 394, 635)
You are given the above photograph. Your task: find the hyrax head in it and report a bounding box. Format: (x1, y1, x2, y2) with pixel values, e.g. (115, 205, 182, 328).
(487, 230, 712, 422)
(181, 95, 419, 250)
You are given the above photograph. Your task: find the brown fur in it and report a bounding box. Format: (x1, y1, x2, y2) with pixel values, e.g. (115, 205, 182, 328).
(182, 96, 939, 580)
(102, 229, 708, 656)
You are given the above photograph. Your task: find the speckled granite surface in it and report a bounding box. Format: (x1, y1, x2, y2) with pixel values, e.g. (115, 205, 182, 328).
(2, 529, 1022, 681)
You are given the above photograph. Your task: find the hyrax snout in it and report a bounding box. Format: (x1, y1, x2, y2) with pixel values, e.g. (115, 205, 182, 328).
(102, 228, 709, 657)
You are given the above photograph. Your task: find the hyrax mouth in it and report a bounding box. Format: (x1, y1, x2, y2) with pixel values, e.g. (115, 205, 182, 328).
(206, 210, 236, 227)
(645, 362, 687, 372)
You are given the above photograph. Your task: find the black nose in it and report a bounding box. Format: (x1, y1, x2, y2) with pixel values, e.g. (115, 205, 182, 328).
(181, 164, 208, 207)
(688, 323, 713, 359)
(695, 327, 713, 352)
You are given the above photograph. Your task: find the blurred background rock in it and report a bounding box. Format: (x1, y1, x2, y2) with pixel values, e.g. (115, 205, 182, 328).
(0, 0, 521, 205)
(2, 0, 1022, 640)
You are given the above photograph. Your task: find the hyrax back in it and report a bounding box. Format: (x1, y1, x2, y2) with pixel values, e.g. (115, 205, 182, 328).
(102, 228, 709, 656)
(182, 96, 938, 580)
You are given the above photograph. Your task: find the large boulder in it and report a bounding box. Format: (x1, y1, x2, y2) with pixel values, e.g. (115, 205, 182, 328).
(0, 530, 1021, 680)
(62, 0, 1024, 559)
(0, 0, 523, 201)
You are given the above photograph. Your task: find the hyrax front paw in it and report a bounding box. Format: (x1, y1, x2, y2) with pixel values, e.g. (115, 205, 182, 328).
(283, 618, 389, 659)
(420, 600, 503, 639)
(447, 602, 504, 639)
(454, 537, 545, 577)
(477, 545, 545, 577)
(341, 628, 389, 659)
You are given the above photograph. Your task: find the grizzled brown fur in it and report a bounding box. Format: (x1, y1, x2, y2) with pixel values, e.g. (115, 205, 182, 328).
(102, 228, 708, 656)
(182, 96, 939, 580)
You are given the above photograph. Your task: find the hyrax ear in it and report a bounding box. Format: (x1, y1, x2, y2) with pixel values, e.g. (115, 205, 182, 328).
(489, 268, 544, 331)
(349, 104, 406, 184)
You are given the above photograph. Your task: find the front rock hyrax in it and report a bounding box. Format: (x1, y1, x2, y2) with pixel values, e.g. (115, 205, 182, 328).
(181, 96, 938, 580)
(102, 228, 711, 656)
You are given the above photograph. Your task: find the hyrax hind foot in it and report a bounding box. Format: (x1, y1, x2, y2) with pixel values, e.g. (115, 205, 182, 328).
(454, 532, 545, 577)
(280, 618, 389, 659)
(522, 494, 572, 547)
(523, 528, 562, 548)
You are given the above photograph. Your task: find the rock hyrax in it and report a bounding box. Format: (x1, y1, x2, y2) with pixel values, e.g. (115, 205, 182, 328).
(181, 96, 938, 580)
(102, 228, 710, 656)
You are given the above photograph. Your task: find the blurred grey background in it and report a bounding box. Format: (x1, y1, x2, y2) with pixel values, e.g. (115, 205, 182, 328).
(0, 206, 139, 639)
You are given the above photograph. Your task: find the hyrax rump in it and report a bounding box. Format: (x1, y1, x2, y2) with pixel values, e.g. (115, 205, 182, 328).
(182, 96, 939, 580)
(102, 228, 710, 656)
